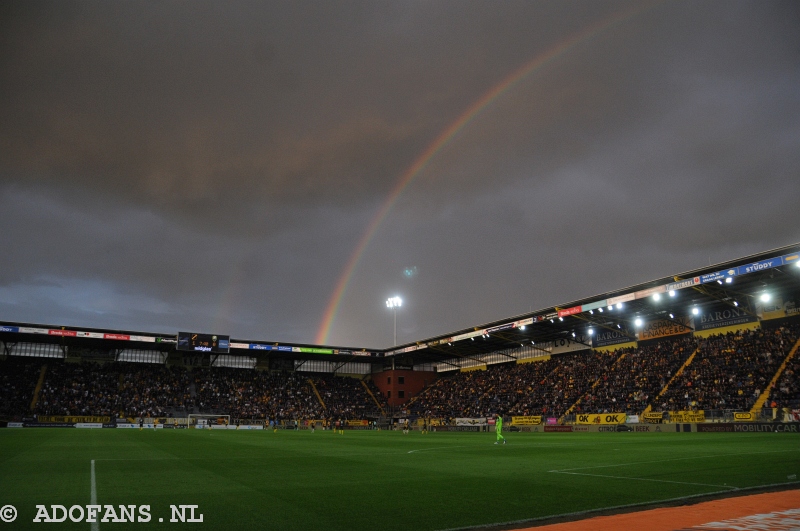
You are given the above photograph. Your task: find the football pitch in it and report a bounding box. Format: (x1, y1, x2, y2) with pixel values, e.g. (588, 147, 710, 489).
(1, 429, 798, 530)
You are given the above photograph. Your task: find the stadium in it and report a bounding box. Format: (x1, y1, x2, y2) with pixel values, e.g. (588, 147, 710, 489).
(2, 244, 799, 530)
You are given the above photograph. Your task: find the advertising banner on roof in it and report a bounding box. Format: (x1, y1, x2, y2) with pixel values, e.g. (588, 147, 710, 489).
(581, 300, 607, 312)
(634, 286, 666, 299)
(540, 336, 591, 354)
(607, 293, 635, 305)
(700, 268, 738, 284)
(486, 322, 516, 334)
(637, 316, 693, 341)
(451, 330, 483, 342)
(0, 325, 19, 333)
(665, 277, 701, 292)
(297, 347, 334, 354)
(694, 304, 757, 331)
(592, 329, 634, 348)
(738, 257, 783, 275)
(557, 306, 582, 318)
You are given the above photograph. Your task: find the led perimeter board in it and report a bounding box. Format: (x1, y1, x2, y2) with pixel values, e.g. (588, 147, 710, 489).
(177, 332, 230, 353)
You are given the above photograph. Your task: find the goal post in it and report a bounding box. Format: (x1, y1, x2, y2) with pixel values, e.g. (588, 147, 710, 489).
(187, 414, 231, 429)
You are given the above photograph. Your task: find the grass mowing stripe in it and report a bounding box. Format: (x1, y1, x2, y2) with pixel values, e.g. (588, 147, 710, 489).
(552, 448, 800, 472)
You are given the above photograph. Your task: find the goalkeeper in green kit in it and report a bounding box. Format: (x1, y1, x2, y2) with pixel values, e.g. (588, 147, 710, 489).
(494, 413, 506, 444)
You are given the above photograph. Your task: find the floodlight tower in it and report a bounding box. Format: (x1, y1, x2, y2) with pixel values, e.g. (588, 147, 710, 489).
(386, 296, 402, 346)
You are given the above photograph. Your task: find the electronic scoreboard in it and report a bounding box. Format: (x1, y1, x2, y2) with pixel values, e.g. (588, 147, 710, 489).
(176, 332, 230, 353)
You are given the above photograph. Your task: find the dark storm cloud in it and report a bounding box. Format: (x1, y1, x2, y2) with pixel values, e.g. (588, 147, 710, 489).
(1, 0, 799, 346)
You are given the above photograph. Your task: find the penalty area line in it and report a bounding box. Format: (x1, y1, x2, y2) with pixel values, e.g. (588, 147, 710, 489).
(548, 469, 738, 490)
(90, 459, 99, 531)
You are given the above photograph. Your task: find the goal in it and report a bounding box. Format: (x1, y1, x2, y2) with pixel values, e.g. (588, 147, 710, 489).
(187, 414, 231, 429)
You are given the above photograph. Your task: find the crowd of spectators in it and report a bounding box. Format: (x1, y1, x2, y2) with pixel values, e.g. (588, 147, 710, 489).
(411, 350, 621, 419)
(2, 322, 799, 422)
(767, 347, 800, 408)
(2, 359, 386, 421)
(654, 324, 800, 412)
(0, 356, 42, 420)
(579, 336, 695, 414)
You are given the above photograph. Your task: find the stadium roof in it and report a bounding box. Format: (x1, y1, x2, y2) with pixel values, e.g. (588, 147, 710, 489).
(2, 243, 799, 368)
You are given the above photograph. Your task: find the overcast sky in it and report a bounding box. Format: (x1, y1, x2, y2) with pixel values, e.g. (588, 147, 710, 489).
(1, 0, 799, 349)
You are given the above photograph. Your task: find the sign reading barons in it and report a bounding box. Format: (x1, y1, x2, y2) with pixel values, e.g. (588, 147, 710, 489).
(694, 305, 757, 331)
(576, 413, 627, 425)
(592, 330, 634, 348)
(638, 317, 692, 341)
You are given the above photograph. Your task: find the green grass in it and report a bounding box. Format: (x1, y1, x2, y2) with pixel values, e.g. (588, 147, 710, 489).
(1, 429, 798, 530)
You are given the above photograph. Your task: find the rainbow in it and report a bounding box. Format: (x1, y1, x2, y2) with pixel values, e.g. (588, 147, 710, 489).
(315, 3, 657, 345)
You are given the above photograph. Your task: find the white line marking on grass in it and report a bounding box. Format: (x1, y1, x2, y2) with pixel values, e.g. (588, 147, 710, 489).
(553, 448, 800, 473)
(90, 459, 99, 531)
(408, 446, 468, 454)
(548, 470, 738, 490)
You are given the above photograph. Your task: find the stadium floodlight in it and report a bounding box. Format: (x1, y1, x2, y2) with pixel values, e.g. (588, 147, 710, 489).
(725, 277, 733, 284)
(550, 319, 554, 323)
(558, 317, 564, 322)
(598, 307, 604, 313)
(797, 260, 800, 269)
(616, 303, 623, 310)
(385, 297, 402, 346)
(607, 304, 613, 311)
(692, 307, 699, 315)
(589, 309, 594, 314)
(717, 280, 723, 285)
(520, 325, 526, 331)
(734, 301, 739, 306)
(669, 313, 674, 319)
(571, 332, 576, 337)
(635, 318, 643, 327)
(588, 328, 594, 335)
(652, 293, 660, 301)
(616, 324, 621, 328)
(669, 290, 676, 297)
(760, 293, 771, 302)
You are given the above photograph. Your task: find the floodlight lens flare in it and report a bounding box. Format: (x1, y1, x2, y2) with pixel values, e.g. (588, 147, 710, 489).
(635, 318, 643, 327)
(692, 307, 699, 315)
(760, 293, 771, 302)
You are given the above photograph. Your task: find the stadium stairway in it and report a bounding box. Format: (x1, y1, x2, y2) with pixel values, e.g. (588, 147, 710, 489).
(645, 346, 700, 414)
(29, 363, 47, 411)
(750, 336, 800, 413)
(361, 380, 386, 416)
(307, 379, 326, 409)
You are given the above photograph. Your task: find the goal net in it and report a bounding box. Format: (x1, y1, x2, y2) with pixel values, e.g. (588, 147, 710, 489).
(188, 414, 231, 429)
